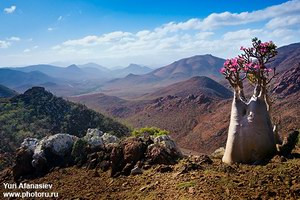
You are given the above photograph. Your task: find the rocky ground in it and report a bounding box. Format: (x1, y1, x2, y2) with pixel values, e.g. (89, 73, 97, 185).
(1, 148, 299, 200)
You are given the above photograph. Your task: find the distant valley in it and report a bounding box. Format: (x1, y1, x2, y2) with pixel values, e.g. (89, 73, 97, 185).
(1, 42, 300, 154)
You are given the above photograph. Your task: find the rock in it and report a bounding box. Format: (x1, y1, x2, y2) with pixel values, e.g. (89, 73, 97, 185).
(12, 148, 35, 181)
(98, 160, 110, 172)
(278, 131, 299, 156)
(84, 129, 104, 150)
(153, 135, 183, 157)
(157, 165, 173, 173)
(86, 128, 104, 137)
(122, 163, 134, 176)
(146, 136, 182, 165)
(110, 145, 124, 177)
(32, 134, 77, 172)
(21, 138, 39, 151)
(131, 165, 143, 175)
(101, 133, 119, 145)
(196, 155, 213, 165)
(211, 147, 225, 159)
(270, 155, 287, 163)
(123, 138, 147, 164)
(87, 158, 98, 170)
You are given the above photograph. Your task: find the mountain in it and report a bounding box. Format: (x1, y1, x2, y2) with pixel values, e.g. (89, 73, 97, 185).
(270, 42, 300, 72)
(0, 86, 129, 169)
(151, 54, 224, 81)
(102, 55, 225, 98)
(141, 76, 232, 100)
(15, 64, 101, 81)
(272, 62, 300, 96)
(0, 84, 18, 98)
(78, 62, 110, 73)
(0, 68, 57, 89)
(112, 64, 153, 77)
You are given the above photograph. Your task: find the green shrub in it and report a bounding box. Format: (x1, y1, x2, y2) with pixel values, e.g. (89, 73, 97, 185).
(71, 138, 88, 164)
(131, 127, 169, 137)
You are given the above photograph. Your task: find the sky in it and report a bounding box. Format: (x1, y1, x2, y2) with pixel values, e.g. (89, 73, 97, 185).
(0, 0, 300, 68)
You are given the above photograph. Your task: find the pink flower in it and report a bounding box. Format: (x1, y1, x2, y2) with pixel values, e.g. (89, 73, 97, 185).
(267, 68, 272, 72)
(220, 67, 226, 73)
(246, 63, 252, 67)
(254, 64, 260, 69)
(231, 58, 238, 67)
(223, 59, 230, 66)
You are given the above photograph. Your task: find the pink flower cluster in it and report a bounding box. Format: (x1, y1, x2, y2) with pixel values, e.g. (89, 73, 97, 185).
(221, 39, 276, 78)
(257, 41, 273, 55)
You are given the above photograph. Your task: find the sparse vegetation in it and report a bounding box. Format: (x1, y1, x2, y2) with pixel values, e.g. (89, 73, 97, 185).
(177, 181, 196, 189)
(131, 127, 169, 137)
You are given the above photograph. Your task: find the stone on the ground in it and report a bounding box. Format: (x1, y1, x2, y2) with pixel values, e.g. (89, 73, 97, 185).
(32, 134, 78, 169)
(101, 133, 119, 145)
(84, 129, 104, 149)
(21, 138, 39, 151)
(131, 165, 143, 175)
(12, 147, 35, 181)
(211, 147, 225, 159)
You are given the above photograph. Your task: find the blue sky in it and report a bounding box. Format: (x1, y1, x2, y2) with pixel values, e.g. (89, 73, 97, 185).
(1, 0, 300, 67)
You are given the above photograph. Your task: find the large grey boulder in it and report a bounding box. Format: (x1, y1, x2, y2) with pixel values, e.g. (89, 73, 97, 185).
(84, 129, 104, 149)
(32, 134, 78, 168)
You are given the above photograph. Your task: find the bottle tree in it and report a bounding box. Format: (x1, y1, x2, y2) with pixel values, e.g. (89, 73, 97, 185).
(221, 38, 278, 164)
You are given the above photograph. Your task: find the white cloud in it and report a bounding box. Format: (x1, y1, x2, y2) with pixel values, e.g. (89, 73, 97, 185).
(4, 5, 16, 14)
(266, 15, 300, 29)
(7, 36, 20, 41)
(33, 45, 39, 49)
(48, 27, 53, 31)
(62, 31, 133, 47)
(23, 49, 31, 53)
(58, 16, 63, 21)
(0, 40, 11, 48)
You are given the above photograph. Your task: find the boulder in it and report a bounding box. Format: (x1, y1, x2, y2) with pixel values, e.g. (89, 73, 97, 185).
(153, 135, 183, 157)
(84, 129, 104, 150)
(110, 145, 124, 177)
(211, 147, 225, 159)
(123, 138, 147, 164)
(101, 133, 119, 145)
(86, 128, 104, 137)
(146, 135, 182, 165)
(32, 134, 77, 170)
(21, 138, 39, 151)
(12, 148, 35, 181)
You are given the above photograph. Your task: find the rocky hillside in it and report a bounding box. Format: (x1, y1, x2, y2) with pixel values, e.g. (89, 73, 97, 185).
(0, 87, 129, 170)
(1, 148, 299, 199)
(272, 63, 300, 96)
(0, 84, 17, 98)
(141, 76, 232, 100)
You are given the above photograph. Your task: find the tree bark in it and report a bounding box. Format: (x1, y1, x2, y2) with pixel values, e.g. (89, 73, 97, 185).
(222, 90, 276, 164)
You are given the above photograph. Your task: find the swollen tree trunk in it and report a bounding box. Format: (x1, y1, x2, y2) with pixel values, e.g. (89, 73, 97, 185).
(222, 89, 276, 164)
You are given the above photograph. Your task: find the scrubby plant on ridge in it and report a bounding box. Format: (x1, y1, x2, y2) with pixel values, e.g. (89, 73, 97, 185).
(131, 127, 169, 138)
